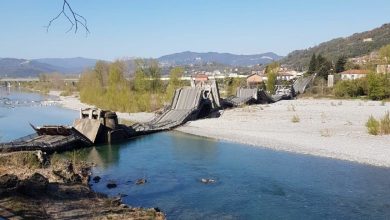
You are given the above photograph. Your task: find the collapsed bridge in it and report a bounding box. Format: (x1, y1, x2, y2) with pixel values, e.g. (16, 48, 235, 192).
(223, 88, 284, 107)
(133, 79, 221, 133)
(0, 125, 92, 153)
(223, 74, 315, 107)
(293, 74, 316, 94)
(0, 80, 221, 152)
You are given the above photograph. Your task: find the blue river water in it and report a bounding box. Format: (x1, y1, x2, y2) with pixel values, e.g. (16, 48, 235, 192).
(1, 87, 390, 219)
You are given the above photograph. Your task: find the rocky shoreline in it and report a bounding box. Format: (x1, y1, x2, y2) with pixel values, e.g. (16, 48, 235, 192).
(0, 151, 165, 219)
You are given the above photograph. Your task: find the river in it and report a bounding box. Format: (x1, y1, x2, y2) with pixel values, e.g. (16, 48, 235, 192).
(1, 87, 390, 219)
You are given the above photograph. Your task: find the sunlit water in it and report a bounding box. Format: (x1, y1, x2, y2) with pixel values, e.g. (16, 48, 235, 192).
(0, 87, 77, 141)
(1, 87, 390, 219)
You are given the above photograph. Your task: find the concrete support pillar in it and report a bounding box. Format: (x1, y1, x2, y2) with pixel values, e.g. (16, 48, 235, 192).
(89, 109, 93, 119)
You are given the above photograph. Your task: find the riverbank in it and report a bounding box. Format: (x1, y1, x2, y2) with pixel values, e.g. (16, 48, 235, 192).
(48, 91, 155, 123)
(177, 99, 390, 167)
(0, 151, 165, 219)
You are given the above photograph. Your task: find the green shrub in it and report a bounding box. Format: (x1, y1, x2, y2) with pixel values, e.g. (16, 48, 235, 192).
(380, 111, 390, 135)
(334, 78, 367, 98)
(291, 115, 300, 123)
(366, 115, 380, 135)
(320, 128, 332, 137)
(367, 73, 390, 100)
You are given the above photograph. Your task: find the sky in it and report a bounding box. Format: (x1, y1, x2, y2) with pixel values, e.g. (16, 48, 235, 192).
(0, 0, 390, 60)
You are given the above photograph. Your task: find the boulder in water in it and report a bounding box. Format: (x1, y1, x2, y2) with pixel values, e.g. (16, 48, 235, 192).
(106, 181, 117, 189)
(93, 176, 101, 183)
(136, 178, 147, 185)
(200, 178, 216, 184)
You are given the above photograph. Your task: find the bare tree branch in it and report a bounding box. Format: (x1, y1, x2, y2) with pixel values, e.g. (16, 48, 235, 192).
(46, 0, 89, 35)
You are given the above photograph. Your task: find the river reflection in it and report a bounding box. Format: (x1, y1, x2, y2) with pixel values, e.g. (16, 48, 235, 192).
(72, 144, 122, 169)
(170, 131, 218, 162)
(73, 132, 219, 170)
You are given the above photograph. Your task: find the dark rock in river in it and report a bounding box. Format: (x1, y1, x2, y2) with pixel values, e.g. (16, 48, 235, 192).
(136, 178, 147, 185)
(106, 181, 117, 189)
(93, 176, 101, 183)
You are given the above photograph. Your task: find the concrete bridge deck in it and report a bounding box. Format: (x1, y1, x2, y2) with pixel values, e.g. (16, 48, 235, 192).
(133, 86, 218, 132)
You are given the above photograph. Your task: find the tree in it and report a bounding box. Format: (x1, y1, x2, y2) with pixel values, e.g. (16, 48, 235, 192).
(165, 67, 184, 101)
(367, 73, 386, 100)
(133, 59, 148, 92)
(94, 60, 109, 88)
(379, 44, 390, 64)
(313, 54, 333, 79)
(317, 60, 333, 79)
(265, 62, 280, 93)
(225, 77, 244, 97)
(307, 54, 317, 75)
(267, 72, 277, 93)
(46, 0, 89, 35)
(147, 60, 162, 93)
(108, 61, 126, 94)
(335, 56, 347, 73)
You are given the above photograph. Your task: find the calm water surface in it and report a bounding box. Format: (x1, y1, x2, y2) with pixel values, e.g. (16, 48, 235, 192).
(1, 87, 390, 219)
(0, 87, 78, 141)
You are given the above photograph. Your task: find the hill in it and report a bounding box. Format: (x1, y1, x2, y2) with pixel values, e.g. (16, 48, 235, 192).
(34, 57, 98, 73)
(0, 57, 98, 77)
(0, 58, 60, 77)
(158, 51, 283, 66)
(283, 23, 390, 70)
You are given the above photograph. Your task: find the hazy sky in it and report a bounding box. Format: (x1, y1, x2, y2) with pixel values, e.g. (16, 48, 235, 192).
(1, 0, 389, 60)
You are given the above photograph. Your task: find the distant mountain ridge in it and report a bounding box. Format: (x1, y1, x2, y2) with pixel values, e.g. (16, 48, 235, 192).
(283, 23, 390, 70)
(0, 57, 99, 77)
(0, 58, 59, 77)
(0, 52, 283, 77)
(35, 57, 98, 73)
(158, 51, 283, 66)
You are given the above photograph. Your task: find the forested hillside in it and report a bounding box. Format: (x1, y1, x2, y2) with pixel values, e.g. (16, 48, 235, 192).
(283, 23, 390, 70)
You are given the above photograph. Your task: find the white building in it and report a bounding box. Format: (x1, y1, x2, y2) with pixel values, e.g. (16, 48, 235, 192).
(340, 69, 369, 80)
(277, 72, 296, 81)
